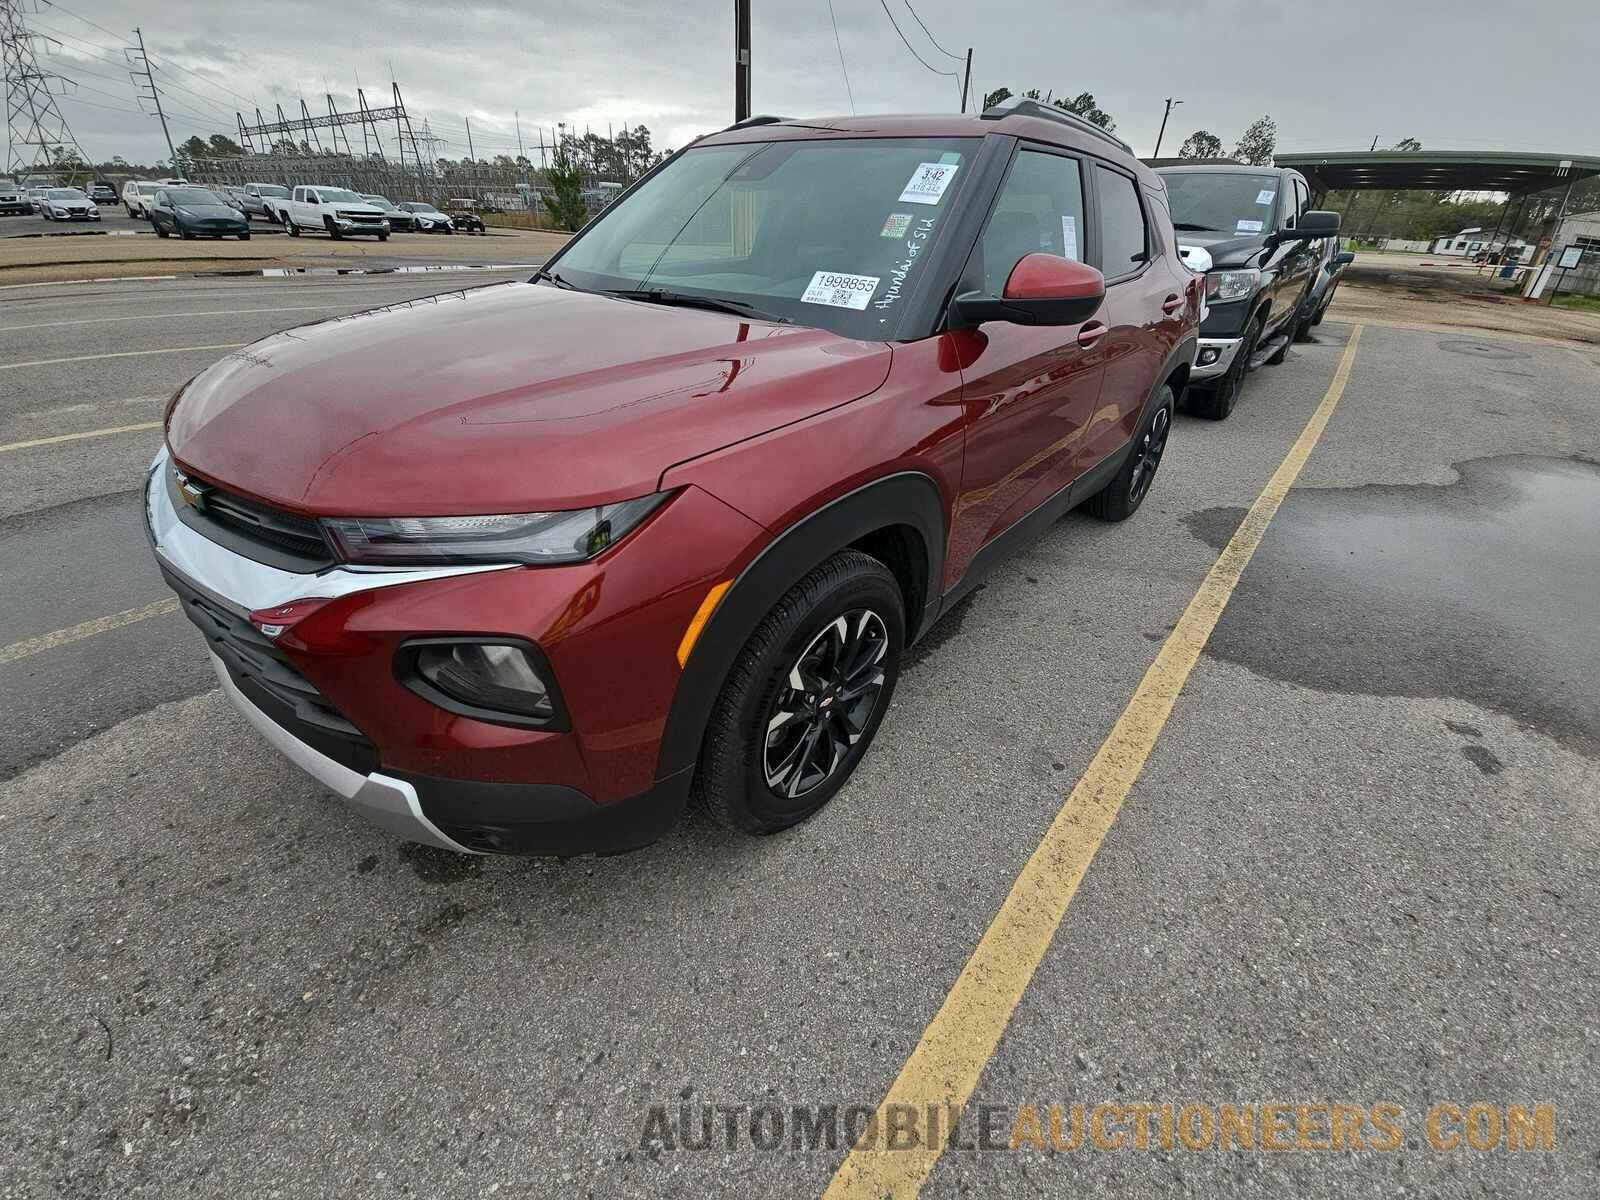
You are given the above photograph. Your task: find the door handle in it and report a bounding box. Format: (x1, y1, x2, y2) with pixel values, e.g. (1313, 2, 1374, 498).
(1077, 322, 1108, 347)
(1161, 294, 1184, 315)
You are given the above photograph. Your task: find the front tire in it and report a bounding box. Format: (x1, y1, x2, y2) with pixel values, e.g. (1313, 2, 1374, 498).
(238, 231, 251, 241)
(1086, 387, 1173, 522)
(693, 550, 904, 835)
(1185, 312, 1262, 421)
(325, 217, 342, 240)
(285, 217, 299, 237)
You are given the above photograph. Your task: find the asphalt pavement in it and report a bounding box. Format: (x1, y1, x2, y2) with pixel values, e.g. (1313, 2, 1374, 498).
(0, 274, 1596, 1198)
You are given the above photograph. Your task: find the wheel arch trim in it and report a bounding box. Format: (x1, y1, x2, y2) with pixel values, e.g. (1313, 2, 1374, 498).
(654, 471, 946, 782)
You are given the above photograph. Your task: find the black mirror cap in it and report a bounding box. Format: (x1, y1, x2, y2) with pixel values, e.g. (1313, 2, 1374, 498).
(1334, 251, 1355, 266)
(950, 290, 1104, 329)
(1280, 210, 1341, 241)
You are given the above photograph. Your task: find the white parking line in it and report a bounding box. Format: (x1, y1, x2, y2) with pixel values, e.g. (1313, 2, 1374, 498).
(0, 343, 245, 371)
(1, 305, 336, 332)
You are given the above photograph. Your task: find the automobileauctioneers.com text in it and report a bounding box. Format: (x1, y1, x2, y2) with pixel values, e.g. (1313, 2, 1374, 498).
(640, 1100, 1555, 1155)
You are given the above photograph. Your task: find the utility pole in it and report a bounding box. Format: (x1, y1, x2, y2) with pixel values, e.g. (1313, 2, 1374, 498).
(1153, 97, 1182, 158)
(465, 115, 475, 162)
(129, 28, 176, 169)
(960, 48, 972, 113)
(514, 110, 525, 161)
(733, 0, 751, 122)
(1369, 134, 1380, 151)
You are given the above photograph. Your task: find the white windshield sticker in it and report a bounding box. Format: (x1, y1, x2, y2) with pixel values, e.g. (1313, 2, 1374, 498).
(1236, 218, 1264, 233)
(802, 270, 881, 310)
(1255, 189, 1276, 205)
(1060, 214, 1079, 261)
(880, 212, 912, 238)
(898, 162, 960, 205)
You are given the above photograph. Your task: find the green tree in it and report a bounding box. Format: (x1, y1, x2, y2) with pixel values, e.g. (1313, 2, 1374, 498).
(1232, 115, 1277, 165)
(1177, 130, 1223, 159)
(1391, 136, 1422, 151)
(1052, 91, 1115, 132)
(179, 135, 210, 161)
(541, 137, 589, 231)
(206, 133, 245, 157)
(981, 86, 1012, 110)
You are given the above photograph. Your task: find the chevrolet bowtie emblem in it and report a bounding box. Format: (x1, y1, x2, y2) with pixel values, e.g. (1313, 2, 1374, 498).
(175, 471, 205, 508)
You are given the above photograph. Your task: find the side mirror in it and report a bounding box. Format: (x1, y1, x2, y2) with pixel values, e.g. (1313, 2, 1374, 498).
(1276, 210, 1342, 243)
(951, 253, 1106, 328)
(1333, 250, 1355, 266)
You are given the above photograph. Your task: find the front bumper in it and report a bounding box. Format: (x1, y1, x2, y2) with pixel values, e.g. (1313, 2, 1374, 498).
(144, 447, 751, 854)
(50, 209, 100, 220)
(1191, 337, 1244, 380)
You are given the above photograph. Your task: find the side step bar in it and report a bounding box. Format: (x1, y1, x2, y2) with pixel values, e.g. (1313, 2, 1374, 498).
(1247, 332, 1291, 371)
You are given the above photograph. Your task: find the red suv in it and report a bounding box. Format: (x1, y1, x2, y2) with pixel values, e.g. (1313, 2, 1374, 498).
(146, 99, 1200, 855)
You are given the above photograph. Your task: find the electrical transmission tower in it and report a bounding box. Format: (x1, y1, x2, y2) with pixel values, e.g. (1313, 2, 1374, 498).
(2, 0, 90, 177)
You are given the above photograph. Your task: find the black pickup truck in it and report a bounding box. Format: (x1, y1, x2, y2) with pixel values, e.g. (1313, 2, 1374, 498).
(1155, 163, 1340, 419)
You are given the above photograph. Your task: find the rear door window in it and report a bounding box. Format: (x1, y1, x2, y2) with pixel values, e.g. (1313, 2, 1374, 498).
(1095, 166, 1147, 278)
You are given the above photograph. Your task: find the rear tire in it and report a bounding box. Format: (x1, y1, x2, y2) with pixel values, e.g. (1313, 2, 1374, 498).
(1086, 387, 1173, 522)
(693, 550, 904, 835)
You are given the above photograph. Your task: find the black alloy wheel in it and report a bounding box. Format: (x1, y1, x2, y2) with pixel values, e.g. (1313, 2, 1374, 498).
(1127, 404, 1170, 507)
(762, 610, 889, 801)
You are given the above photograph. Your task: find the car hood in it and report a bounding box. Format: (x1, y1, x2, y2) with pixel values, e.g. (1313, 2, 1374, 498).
(1175, 229, 1269, 269)
(176, 204, 241, 218)
(167, 281, 893, 516)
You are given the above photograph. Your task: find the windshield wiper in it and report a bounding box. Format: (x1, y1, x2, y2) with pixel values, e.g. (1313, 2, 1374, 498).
(1173, 222, 1223, 232)
(532, 267, 581, 290)
(606, 287, 789, 324)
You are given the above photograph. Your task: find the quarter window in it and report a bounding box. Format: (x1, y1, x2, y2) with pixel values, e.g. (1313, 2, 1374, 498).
(1096, 166, 1146, 276)
(972, 150, 1085, 295)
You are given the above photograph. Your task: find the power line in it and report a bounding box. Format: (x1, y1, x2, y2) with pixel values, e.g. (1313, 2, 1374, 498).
(826, 0, 856, 115)
(900, 0, 963, 61)
(875, 0, 958, 78)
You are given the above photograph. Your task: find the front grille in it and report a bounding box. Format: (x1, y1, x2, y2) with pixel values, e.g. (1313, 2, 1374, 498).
(169, 464, 335, 572)
(162, 566, 378, 775)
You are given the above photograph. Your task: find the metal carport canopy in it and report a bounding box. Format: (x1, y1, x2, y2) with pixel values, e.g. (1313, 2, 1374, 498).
(1275, 150, 1600, 198)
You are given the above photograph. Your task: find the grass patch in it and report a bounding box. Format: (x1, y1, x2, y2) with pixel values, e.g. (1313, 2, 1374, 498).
(1550, 292, 1600, 314)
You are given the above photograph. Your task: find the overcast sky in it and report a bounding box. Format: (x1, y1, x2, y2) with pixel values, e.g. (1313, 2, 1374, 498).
(24, 0, 1600, 169)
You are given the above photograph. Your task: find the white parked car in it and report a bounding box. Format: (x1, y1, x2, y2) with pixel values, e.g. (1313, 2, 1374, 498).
(40, 187, 100, 221)
(276, 186, 390, 240)
(122, 179, 188, 217)
(396, 201, 454, 232)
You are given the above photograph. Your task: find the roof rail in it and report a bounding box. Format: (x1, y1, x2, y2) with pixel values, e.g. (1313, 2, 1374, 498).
(981, 97, 1133, 155)
(724, 114, 789, 131)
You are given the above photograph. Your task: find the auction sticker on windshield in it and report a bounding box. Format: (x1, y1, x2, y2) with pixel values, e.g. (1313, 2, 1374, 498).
(899, 163, 960, 205)
(1236, 219, 1264, 233)
(802, 270, 881, 310)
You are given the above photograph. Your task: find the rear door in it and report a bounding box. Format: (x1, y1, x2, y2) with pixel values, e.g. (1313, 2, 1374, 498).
(1082, 163, 1176, 474)
(945, 144, 1106, 579)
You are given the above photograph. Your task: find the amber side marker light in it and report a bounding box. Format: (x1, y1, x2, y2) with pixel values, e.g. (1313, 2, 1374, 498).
(677, 580, 732, 667)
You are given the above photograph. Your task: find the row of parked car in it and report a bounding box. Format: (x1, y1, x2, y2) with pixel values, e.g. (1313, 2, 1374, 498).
(119, 179, 488, 240)
(0, 180, 118, 218)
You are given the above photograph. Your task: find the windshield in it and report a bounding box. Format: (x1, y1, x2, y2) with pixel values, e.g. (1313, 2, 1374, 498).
(365, 196, 395, 208)
(168, 188, 225, 206)
(318, 188, 365, 203)
(1161, 172, 1280, 236)
(550, 137, 979, 339)
(407, 202, 439, 212)
(254, 185, 288, 197)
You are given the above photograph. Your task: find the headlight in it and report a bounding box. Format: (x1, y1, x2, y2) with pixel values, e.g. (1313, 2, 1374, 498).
(1205, 269, 1260, 303)
(322, 495, 670, 565)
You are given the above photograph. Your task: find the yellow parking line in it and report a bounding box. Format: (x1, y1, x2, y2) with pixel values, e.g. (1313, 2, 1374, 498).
(0, 599, 180, 667)
(0, 421, 162, 453)
(823, 325, 1366, 1200)
(0, 343, 245, 371)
